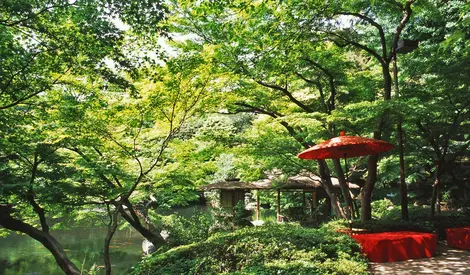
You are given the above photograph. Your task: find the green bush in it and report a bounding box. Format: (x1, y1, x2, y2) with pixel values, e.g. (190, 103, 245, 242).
(379, 204, 431, 220)
(354, 204, 470, 239)
(426, 212, 470, 239)
(152, 205, 255, 253)
(371, 198, 394, 219)
(208, 202, 255, 234)
(159, 210, 215, 248)
(355, 219, 434, 235)
(131, 224, 367, 275)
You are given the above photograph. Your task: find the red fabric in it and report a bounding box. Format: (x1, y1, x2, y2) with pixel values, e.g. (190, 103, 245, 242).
(446, 227, 470, 250)
(297, 135, 394, 159)
(351, 231, 438, 263)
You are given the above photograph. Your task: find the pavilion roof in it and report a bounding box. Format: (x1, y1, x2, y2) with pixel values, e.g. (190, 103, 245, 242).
(200, 174, 360, 191)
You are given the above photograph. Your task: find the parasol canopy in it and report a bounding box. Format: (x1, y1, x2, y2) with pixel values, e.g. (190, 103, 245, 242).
(297, 132, 394, 160)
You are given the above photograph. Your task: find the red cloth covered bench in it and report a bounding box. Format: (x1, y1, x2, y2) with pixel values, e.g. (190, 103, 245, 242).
(446, 227, 470, 250)
(351, 231, 438, 262)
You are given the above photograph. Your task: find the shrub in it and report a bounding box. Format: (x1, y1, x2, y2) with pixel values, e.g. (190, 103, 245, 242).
(153, 205, 255, 253)
(353, 204, 470, 239)
(426, 212, 470, 239)
(159, 210, 215, 248)
(379, 204, 431, 220)
(355, 219, 434, 235)
(131, 224, 368, 275)
(371, 198, 394, 219)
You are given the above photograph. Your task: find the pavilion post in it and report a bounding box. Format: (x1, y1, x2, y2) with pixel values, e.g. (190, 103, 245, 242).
(311, 192, 317, 212)
(231, 192, 235, 214)
(256, 192, 260, 221)
(311, 192, 317, 220)
(326, 195, 332, 216)
(276, 189, 281, 222)
(302, 191, 306, 215)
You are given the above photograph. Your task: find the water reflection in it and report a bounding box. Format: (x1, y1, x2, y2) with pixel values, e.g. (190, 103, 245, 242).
(0, 227, 143, 275)
(0, 205, 210, 274)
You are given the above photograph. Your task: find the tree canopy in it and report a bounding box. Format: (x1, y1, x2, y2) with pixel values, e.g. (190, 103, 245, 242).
(1, 0, 469, 274)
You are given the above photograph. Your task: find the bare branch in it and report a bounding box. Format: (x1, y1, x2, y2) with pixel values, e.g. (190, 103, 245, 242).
(296, 73, 329, 114)
(234, 102, 282, 118)
(234, 102, 312, 148)
(0, 67, 71, 110)
(16, 152, 33, 166)
(66, 147, 119, 189)
(416, 122, 442, 159)
(335, 12, 387, 58)
(302, 59, 338, 113)
(133, 113, 144, 153)
(26, 153, 49, 233)
(1, 51, 42, 97)
(256, 80, 314, 112)
(327, 31, 386, 65)
(388, 0, 416, 60)
(103, 131, 144, 176)
(449, 140, 470, 162)
(0, 3, 76, 27)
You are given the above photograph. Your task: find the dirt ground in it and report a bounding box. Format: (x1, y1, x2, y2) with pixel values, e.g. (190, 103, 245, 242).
(370, 242, 470, 274)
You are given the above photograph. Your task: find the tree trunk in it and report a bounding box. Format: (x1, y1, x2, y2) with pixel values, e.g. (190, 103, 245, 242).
(104, 207, 120, 275)
(431, 162, 441, 217)
(397, 122, 409, 220)
(431, 180, 439, 217)
(382, 63, 393, 100)
(352, 199, 359, 219)
(119, 207, 165, 247)
(0, 207, 80, 275)
(361, 131, 381, 221)
(436, 188, 441, 214)
(393, 49, 409, 221)
(332, 159, 353, 219)
(361, 155, 378, 221)
(318, 160, 345, 218)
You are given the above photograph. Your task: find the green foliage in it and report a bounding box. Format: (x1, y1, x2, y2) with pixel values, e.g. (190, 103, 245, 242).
(225, 201, 253, 227)
(378, 204, 432, 221)
(371, 198, 394, 219)
(168, 0, 470, 215)
(356, 204, 470, 239)
(87, 264, 100, 275)
(213, 153, 240, 181)
(149, 204, 253, 253)
(320, 219, 352, 232)
(131, 224, 367, 275)
(0, 0, 167, 111)
(159, 210, 215, 248)
(2, 0, 470, 273)
(235, 119, 309, 181)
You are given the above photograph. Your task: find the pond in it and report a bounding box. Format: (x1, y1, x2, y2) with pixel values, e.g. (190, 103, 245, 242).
(0, 205, 209, 275)
(0, 226, 144, 275)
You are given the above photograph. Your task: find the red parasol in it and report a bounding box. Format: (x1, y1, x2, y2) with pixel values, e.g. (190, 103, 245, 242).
(297, 131, 395, 180)
(297, 131, 394, 222)
(297, 132, 394, 160)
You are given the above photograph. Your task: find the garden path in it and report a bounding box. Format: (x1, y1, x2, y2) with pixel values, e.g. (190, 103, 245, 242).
(370, 242, 470, 274)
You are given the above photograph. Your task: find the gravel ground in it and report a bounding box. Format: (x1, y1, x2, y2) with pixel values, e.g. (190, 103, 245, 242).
(370, 242, 470, 274)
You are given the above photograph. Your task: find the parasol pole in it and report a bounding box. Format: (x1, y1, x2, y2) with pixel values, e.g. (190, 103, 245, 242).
(344, 152, 352, 229)
(340, 131, 354, 223)
(340, 132, 349, 181)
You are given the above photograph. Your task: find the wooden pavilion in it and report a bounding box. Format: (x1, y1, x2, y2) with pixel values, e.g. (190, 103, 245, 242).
(200, 173, 360, 222)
